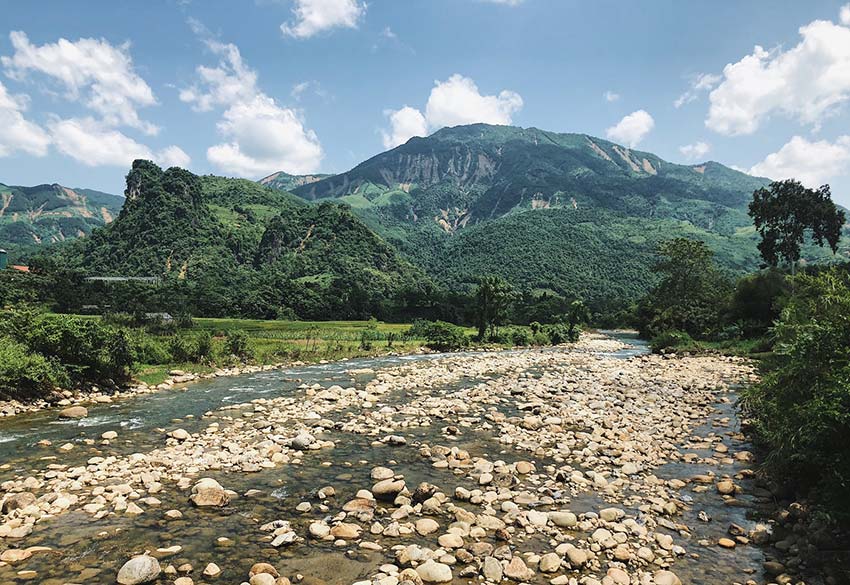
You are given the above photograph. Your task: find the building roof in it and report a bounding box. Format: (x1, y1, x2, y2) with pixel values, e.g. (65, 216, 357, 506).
(10, 265, 29, 272)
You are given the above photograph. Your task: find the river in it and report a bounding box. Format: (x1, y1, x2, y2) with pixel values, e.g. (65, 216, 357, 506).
(0, 333, 773, 585)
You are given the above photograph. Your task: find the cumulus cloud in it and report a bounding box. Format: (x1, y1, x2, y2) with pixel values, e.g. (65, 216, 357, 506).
(207, 95, 323, 176)
(605, 110, 655, 147)
(0, 81, 50, 157)
(842, 3, 850, 26)
(706, 14, 850, 135)
(674, 73, 721, 108)
(380, 74, 523, 149)
(2, 31, 159, 135)
(381, 106, 428, 149)
(48, 117, 189, 168)
(182, 31, 323, 176)
(281, 0, 366, 39)
(679, 141, 711, 160)
(425, 74, 523, 128)
(749, 135, 850, 188)
(603, 90, 620, 103)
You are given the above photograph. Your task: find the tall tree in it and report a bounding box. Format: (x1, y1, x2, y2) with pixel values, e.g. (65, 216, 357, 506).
(474, 275, 515, 339)
(636, 238, 730, 339)
(566, 299, 590, 341)
(749, 180, 845, 274)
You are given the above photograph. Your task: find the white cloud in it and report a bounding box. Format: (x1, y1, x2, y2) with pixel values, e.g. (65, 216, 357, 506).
(179, 39, 257, 112)
(207, 95, 323, 176)
(182, 31, 323, 176)
(157, 145, 192, 168)
(841, 3, 850, 26)
(48, 117, 189, 168)
(706, 16, 850, 135)
(679, 141, 711, 160)
(424, 74, 523, 128)
(381, 106, 428, 149)
(605, 109, 655, 147)
(674, 73, 721, 108)
(379, 74, 523, 149)
(281, 0, 366, 39)
(0, 81, 50, 157)
(479, 0, 525, 5)
(2, 31, 159, 135)
(603, 90, 620, 103)
(749, 135, 850, 188)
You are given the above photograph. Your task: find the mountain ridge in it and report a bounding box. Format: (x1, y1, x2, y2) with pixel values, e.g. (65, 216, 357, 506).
(0, 182, 123, 256)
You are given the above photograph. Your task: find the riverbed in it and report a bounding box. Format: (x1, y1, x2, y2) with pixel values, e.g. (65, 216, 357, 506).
(0, 333, 772, 585)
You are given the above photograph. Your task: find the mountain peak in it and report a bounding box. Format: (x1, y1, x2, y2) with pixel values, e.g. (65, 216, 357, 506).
(258, 170, 333, 192)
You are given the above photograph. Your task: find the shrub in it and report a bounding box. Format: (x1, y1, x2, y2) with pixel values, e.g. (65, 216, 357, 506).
(405, 319, 436, 339)
(422, 321, 469, 352)
(504, 326, 533, 346)
(131, 334, 172, 364)
(168, 334, 196, 363)
(17, 313, 135, 383)
(532, 331, 551, 346)
(741, 269, 850, 515)
(225, 329, 252, 359)
(194, 331, 215, 362)
(649, 330, 694, 353)
(545, 323, 579, 344)
(0, 337, 65, 399)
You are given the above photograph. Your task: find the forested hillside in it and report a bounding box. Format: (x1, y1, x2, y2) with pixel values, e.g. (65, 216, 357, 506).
(285, 124, 850, 305)
(0, 182, 122, 258)
(51, 161, 425, 319)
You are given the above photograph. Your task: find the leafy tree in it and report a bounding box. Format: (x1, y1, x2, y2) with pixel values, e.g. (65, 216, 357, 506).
(420, 321, 469, 351)
(728, 269, 791, 336)
(566, 299, 590, 341)
(474, 275, 515, 339)
(742, 268, 850, 513)
(749, 179, 845, 274)
(636, 238, 730, 339)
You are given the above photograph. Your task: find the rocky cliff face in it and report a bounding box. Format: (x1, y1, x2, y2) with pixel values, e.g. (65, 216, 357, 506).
(0, 182, 122, 251)
(292, 123, 768, 230)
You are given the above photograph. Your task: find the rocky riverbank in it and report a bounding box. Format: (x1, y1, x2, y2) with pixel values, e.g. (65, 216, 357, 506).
(0, 334, 787, 585)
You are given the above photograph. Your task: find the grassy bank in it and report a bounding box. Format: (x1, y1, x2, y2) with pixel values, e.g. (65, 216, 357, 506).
(133, 318, 472, 385)
(650, 331, 774, 360)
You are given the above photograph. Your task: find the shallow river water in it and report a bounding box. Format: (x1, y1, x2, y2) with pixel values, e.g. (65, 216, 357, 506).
(0, 335, 773, 585)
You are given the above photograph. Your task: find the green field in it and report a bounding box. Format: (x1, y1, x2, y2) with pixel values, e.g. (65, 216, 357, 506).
(131, 318, 478, 385)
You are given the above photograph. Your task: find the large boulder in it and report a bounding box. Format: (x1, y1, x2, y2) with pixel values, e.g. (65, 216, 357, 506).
(58, 406, 88, 419)
(290, 432, 315, 450)
(189, 478, 230, 507)
(1, 492, 37, 513)
(372, 479, 405, 500)
(116, 555, 161, 584)
(416, 560, 452, 583)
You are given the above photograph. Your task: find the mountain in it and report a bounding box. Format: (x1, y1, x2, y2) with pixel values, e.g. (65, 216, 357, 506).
(258, 171, 333, 192)
(290, 123, 850, 306)
(294, 124, 768, 232)
(55, 161, 425, 319)
(0, 182, 123, 256)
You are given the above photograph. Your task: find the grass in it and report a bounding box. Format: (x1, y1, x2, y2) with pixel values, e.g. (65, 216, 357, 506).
(661, 336, 774, 360)
(82, 316, 476, 384)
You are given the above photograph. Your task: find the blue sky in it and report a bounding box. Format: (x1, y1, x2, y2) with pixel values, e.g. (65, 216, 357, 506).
(1, 0, 849, 204)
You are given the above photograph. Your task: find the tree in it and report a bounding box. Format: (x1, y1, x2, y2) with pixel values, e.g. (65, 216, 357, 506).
(741, 268, 850, 512)
(566, 299, 590, 341)
(749, 180, 845, 274)
(474, 275, 515, 340)
(636, 238, 730, 339)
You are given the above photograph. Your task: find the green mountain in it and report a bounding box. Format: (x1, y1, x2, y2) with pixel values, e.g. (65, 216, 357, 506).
(258, 171, 333, 192)
(292, 124, 849, 306)
(0, 182, 123, 256)
(55, 161, 425, 319)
